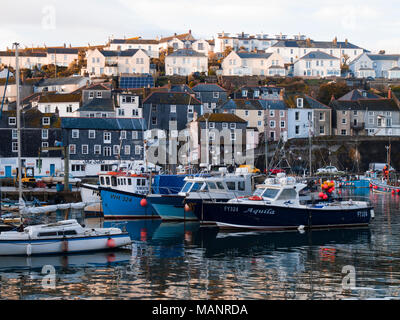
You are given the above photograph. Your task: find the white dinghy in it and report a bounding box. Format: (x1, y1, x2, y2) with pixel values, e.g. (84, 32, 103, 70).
(0, 220, 132, 256)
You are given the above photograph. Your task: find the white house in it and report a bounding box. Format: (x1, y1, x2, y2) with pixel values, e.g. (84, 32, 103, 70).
(266, 38, 364, 66)
(46, 48, 79, 67)
(221, 51, 285, 76)
(165, 49, 208, 76)
(34, 76, 90, 93)
(158, 31, 195, 51)
(38, 93, 82, 117)
(293, 51, 341, 77)
(115, 93, 142, 118)
(349, 53, 400, 79)
(85, 48, 150, 77)
(106, 39, 160, 58)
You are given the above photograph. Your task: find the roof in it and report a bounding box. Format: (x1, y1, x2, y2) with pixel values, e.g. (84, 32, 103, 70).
(0, 51, 47, 57)
(167, 49, 206, 57)
(258, 99, 288, 110)
(367, 54, 400, 61)
(330, 99, 399, 111)
(285, 93, 329, 109)
(83, 83, 112, 91)
(143, 91, 201, 105)
(338, 89, 383, 101)
(78, 98, 114, 112)
(38, 93, 82, 103)
(197, 113, 247, 123)
(61, 117, 147, 130)
(159, 32, 195, 43)
(236, 52, 272, 59)
(99, 49, 141, 57)
(271, 39, 362, 49)
(192, 83, 227, 92)
(36, 76, 89, 87)
(220, 99, 263, 110)
(110, 39, 159, 45)
(119, 75, 154, 89)
(300, 51, 339, 60)
(47, 48, 79, 54)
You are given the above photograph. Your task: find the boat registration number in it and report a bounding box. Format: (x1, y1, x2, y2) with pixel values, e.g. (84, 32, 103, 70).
(356, 211, 369, 218)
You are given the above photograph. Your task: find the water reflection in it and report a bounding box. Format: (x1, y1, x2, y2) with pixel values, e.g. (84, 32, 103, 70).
(1, 188, 400, 299)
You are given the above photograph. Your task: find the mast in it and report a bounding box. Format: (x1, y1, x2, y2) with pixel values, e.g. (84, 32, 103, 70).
(15, 42, 23, 205)
(308, 117, 312, 177)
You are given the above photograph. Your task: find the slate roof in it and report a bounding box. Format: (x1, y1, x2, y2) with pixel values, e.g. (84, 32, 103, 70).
(236, 52, 272, 59)
(167, 49, 206, 57)
(159, 32, 195, 43)
(367, 54, 400, 61)
(47, 48, 79, 54)
(78, 98, 114, 112)
(38, 93, 82, 103)
(61, 117, 147, 130)
(143, 92, 202, 105)
(36, 76, 89, 87)
(285, 94, 329, 109)
(110, 39, 159, 45)
(192, 83, 227, 92)
(0, 51, 47, 57)
(338, 89, 383, 101)
(258, 99, 288, 110)
(300, 51, 339, 60)
(330, 99, 399, 111)
(100, 49, 141, 57)
(220, 99, 263, 110)
(272, 40, 362, 49)
(197, 113, 247, 123)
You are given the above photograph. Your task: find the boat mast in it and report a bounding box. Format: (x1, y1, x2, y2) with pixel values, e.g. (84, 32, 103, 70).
(15, 42, 23, 205)
(308, 117, 312, 177)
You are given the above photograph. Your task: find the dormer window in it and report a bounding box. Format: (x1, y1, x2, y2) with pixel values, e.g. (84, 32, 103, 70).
(42, 117, 50, 125)
(8, 117, 16, 126)
(297, 98, 304, 108)
(97, 91, 102, 98)
(242, 90, 248, 97)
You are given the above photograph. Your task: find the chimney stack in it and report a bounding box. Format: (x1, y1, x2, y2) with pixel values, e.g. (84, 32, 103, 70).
(388, 88, 392, 99)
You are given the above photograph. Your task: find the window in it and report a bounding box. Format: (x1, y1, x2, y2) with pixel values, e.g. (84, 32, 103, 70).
(245, 110, 249, 117)
(66, 105, 73, 113)
(124, 145, 131, 155)
(231, 133, 236, 141)
(258, 111, 262, 117)
(280, 121, 285, 128)
(42, 117, 50, 125)
(82, 144, 89, 154)
(295, 112, 300, 121)
(45, 106, 51, 113)
(280, 111, 284, 118)
(94, 145, 101, 155)
(135, 145, 141, 155)
(270, 120, 276, 128)
(209, 122, 215, 129)
(42, 129, 48, 140)
(97, 91, 102, 98)
(72, 130, 79, 139)
(89, 130, 96, 139)
(320, 126, 325, 134)
(120, 130, 127, 140)
(230, 123, 236, 129)
(295, 125, 300, 135)
(89, 92, 94, 99)
(213, 92, 220, 99)
(319, 113, 325, 121)
(12, 142, 18, 152)
(226, 181, 236, 191)
(341, 129, 347, 135)
(12, 129, 17, 139)
(69, 144, 76, 154)
(152, 117, 157, 125)
(209, 132, 215, 141)
(8, 117, 16, 125)
(118, 108, 125, 116)
(170, 105, 176, 113)
(342, 118, 346, 124)
(113, 145, 120, 155)
(353, 111, 358, 116)
(188, 105, 194, 113)
(104, 132, 111, 143)
(222, 123, 228, 129)
(103, 146, 112, 156)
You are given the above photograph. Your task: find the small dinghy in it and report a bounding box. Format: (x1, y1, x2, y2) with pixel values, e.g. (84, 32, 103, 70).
(0, 219, 132, 256)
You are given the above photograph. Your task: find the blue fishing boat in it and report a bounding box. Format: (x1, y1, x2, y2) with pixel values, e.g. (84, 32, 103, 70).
(194, 176, 374, 230)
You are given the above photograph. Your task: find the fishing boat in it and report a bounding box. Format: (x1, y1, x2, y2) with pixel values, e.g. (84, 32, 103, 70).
(194, 175, 374, 230)
(148, 167, 264, 221)
(0, 219, 132, 256)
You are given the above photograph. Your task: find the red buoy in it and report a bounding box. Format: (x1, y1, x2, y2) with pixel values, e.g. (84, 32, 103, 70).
(140, 198, 148, 207)
(107, 238, 116, 248)
(184, 204, 191, 212)
(140, 228, 147, 242)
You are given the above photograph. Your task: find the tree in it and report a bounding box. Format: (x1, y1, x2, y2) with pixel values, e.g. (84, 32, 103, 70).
(317, 82, 350, 105)
(341, 54, 350, 74)
(222, 46, 233, 58)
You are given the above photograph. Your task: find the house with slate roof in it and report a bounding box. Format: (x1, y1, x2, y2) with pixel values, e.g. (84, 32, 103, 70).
(78, 83, 115, 118)
(293, 51, 341, 77)
(286, 94, 331, 139)
(221, 51, 285, 76)
(266, 38, 365, 65)
(106, 38, 160, 58)
(165, 49, 208, 76)
(85, 48, 150, 77)
(231, 86, 284, 100)
(329, 90, 400, 136)
(46, 48, 79, 67)
(158, 31, 196, 51)
(34, 76, 90, 94)
(192, 83, 228, 113)
(188, 113, 248, 167)
(61, 117, 146, 176)
(38, 93, 82, 117)
(349, 53, 400, 79)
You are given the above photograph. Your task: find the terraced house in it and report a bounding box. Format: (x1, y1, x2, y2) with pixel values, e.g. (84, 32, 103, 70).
(293, 51, 341, 77)
(165, 49, 208, 76)
(61, 117, 146, 176)
(349, 53, 400, 79)
(192, 83, 228, 113)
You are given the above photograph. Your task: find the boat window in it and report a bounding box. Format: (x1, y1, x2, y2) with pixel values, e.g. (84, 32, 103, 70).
(216, 182, 225, 190)
(207, 182, 217, 190)
(277, 189, 297, 200)
(111, 176, 117, 187)
(238, 181, 245, 191)
(117, 178, 120, 186)
(226, 181, 236, 191)
(191, 182, 203, 192)
(128, 179, 132, 185)
(181, 182, 192, 192)
(100, 177, 105, 185)
(38, 232, 58, 237)
(253, 188, 265, 196)
(106, 177, 110, 186)
(262, 188, 280, 199)
(57, 230, 78, 236)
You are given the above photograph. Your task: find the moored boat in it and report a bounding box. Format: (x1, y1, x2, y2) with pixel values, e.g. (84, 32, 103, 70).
(194, 175, 374, 230)
(0, 219, 132, 256)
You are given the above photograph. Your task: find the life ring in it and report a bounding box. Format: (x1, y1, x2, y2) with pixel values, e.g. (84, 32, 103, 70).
(249, 196, 263, 201)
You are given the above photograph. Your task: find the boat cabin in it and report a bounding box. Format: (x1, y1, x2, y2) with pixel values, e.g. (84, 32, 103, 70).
(98, 172, 149, 195)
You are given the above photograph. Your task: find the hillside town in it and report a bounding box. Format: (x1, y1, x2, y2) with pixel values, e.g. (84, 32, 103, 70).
(1, 30, 400, 178)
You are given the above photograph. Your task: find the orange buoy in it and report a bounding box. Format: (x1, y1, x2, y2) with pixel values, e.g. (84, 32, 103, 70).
(140, 198, 148, 207)
(140, 228, 147, 242)
(107, 238, 116, 248)
(184, 204, 191, 212)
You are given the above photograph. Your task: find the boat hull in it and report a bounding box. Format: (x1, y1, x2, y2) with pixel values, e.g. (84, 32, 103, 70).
(196, 202, 373, 231)
(340, 180, 371, 188)
(370, 180, 400, 194)
(81, 184, 101, 203)
(100, 187, 159, 219)
(0, 233, 132, 256)
(147, 194, 197, 221)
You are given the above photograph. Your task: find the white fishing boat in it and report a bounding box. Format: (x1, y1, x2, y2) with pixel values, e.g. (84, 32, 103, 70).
(0, 219, 132, 256)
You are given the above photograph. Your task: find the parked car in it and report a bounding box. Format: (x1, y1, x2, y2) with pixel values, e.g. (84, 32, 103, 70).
(317, 166, 339, 174)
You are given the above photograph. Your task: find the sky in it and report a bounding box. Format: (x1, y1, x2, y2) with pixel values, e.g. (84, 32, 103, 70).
(1, 0, 399, 53)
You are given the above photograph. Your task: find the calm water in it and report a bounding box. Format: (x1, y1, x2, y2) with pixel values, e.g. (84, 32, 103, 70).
(1, 188, 400, 300)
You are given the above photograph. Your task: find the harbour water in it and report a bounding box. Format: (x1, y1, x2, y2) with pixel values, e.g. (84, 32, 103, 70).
(1, 188, 400, 300)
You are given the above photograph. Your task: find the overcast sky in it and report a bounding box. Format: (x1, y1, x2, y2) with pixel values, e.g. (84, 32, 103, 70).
(1, 0, 399, 53)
